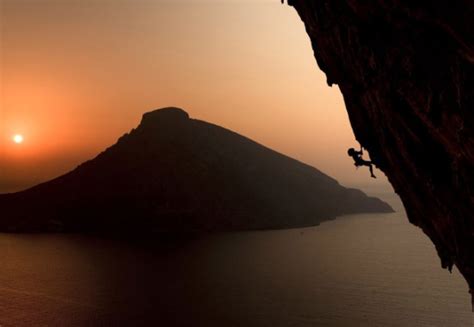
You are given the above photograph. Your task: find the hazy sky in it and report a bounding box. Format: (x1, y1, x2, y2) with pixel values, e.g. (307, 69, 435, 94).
(0, 0, 390, 193)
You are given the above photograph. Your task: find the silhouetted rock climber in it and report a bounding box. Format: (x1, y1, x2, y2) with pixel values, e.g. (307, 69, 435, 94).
(348, 147, 376, 178)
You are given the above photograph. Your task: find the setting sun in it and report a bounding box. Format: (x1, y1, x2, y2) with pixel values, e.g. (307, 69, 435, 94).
(13, 134, 24, 144)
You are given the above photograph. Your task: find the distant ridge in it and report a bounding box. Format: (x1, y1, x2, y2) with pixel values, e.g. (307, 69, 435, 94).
(0, 107, 393, 234)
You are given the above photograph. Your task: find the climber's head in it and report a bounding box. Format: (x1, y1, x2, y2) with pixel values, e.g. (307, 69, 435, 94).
(347, 148, 356, 156)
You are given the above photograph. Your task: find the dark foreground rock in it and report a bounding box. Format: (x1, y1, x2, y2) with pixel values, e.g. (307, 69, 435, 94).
(287, 0, 474, 307)
(0, 107, 392, 234)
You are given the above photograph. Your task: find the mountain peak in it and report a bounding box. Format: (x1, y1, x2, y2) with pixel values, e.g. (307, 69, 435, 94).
(140, 107, 189, 128)
(0, 109, 393, 233)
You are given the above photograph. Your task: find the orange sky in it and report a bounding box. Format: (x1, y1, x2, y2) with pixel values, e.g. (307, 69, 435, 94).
(0, 0, 390, 193)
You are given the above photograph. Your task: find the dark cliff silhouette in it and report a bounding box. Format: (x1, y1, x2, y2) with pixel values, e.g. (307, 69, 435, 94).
(0, 107, 392, 234)
(287, 0, 474, 308)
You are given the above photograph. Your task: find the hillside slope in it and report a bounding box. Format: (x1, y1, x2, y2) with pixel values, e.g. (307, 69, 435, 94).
(0, 107, 392, 234)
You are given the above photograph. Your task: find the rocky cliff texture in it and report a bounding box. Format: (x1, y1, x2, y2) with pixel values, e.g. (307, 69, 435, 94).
(287, 1, 474, 307)
(0, 108, 392, 234)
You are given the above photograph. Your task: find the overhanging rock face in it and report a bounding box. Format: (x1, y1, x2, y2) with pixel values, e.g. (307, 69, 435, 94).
(286, 0, 474, 307)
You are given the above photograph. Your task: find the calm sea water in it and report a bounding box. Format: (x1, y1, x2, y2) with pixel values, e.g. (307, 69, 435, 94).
(0, 189, 472, 326)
